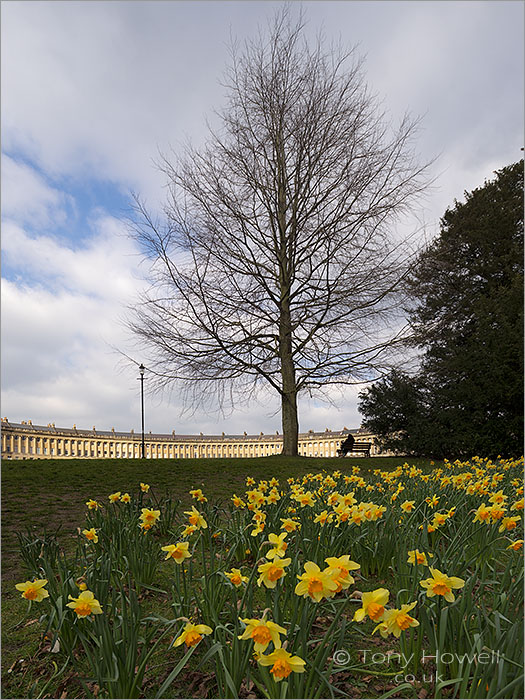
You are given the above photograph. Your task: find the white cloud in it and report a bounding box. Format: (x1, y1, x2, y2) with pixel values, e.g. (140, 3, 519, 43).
(1, 154, 71, 227)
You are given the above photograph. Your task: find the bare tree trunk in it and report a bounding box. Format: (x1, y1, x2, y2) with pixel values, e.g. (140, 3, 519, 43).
(281, 388, 298, 456)
(280, 305, 299, 455)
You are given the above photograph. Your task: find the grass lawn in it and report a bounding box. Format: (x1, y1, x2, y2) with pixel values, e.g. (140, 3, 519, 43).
(1, 455, 438, 699)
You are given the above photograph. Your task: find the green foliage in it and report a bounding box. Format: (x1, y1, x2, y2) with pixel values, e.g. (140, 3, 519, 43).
(359, 160, 524, 457)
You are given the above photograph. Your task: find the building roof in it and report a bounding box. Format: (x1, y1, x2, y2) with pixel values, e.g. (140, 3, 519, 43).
(1, 419, 361, 441)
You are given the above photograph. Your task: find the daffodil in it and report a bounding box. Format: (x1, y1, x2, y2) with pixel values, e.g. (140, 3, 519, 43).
(109, 491, 121, 503)
(251, 522, 265, 536)
(66, 590, 103, 617)
(507, 539, 524, 551)
(373, 602, 419, 638)
(295, 561, 339, 602)
(314, 510, 334, 526)
(173, 622, 213, 648)
(324, 555, 360, 592)
(189, 488, 207, 502)
(257, 557, 291, 588)
(257, 648, 306, 681)
(182, 524, 198, 537)
(140, 507, 161, 527)
(184, 506, 207, 529)
(86, 499, 101, 510)
(420, 568, 465, 602)
(231, 494, 246, 508)
(401, 500, 415, 512)
(499, 516, 521, 533)
(140, 482, 150, 492)
(120, 492, 131, 503)
(82, 528, 98, 543)
(161, 542, 191, 563)
(15, 579, 49, 602)
(265, 532, 288, 559)
(224, 568, 249, 586)
(354, 588, 389, 622)
(238, 615, 286, 652)
(297, 491, 315, 507)
(407, 549, 432, 566)
(280, 517, 300, 532)
(425, 494, 439, 508)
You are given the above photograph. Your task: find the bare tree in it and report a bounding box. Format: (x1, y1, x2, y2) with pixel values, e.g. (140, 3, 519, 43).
(127, 8, 430, 455)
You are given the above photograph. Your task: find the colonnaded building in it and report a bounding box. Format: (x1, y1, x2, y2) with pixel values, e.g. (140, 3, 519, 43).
(0, 418, 380, 460)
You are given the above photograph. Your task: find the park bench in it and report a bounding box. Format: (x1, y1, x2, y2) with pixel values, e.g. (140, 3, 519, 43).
(337, 440, 372, 457)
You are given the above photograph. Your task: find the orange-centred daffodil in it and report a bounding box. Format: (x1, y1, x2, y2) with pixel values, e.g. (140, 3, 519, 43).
(140, 482, 150, 492)
(280, 517, 300, 532)
(265, 532, 288, 559)
(295, 562, 339, 602)
(400, 500, 415, 512)
(161, 542, 191, 563)
(82, 528, 98, 543)
(257, 557, 291, 588)
(353, 588, 389, 622)
(173, 622, 213, 648)
(407, 549, 432, 566)
(224, 568, 249, 586)
(15, 579, 49, 602)
(184, 506, 207, 529)
(238, 615, 286, 652)
(66, 590, 103, 617)
(420, 568, 465, 602)
(373, 602, 419, 638)
(86, 499, 100, 510)
(324, 555, 360, 592)
(257, 648, 306, 681)
(109, 491, 121, 503)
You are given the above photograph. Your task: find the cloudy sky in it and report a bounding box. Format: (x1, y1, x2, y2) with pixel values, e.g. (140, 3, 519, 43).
(2, 0, 523, 436)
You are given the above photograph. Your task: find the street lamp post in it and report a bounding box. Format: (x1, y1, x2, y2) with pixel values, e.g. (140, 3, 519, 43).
(139, 364, 145, 459)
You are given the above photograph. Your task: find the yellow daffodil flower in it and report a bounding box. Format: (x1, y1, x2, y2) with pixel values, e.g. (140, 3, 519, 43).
(109, 491, 121, 503)
(238, 615, 286, 652)
(373, 601, 419, 638)
(420, 568, 465, 602)
(184, 506, 207, 529)
(120, 493, 131, 503)
(324, 555, 360, 592)
(257, 647, 306, 681)
(407, 549, 432, 566)
(66, 590, 103, 617)
(15, 579, 49, 602)
(265, 532, 288, 559)
(354, 588, 389, 622)
(86, 499, 100, 510)
(401, 500, 415, 512)
(280, 518, 300, 532)
(507, 539, 524, 551)
(140, 482, 150, 492)
(257, 557, 291, 588)
(295, 561, 339, 602)
(224, 569, 249, 586)
(499, 516, 521, 532)
(173, 622, 212, 648)
(314, 510, 334, 526)
(162, 542, 191, 563)
(82, 528, 98, 543)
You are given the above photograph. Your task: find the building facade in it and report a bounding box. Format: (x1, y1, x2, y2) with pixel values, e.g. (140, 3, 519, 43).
(0, 418, 380, 460)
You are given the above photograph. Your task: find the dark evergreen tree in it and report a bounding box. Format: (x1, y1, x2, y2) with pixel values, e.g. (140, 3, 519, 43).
(359, 160, 524, 458)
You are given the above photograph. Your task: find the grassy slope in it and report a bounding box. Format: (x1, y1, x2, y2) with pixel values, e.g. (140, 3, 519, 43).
(1, 456, 434, 698)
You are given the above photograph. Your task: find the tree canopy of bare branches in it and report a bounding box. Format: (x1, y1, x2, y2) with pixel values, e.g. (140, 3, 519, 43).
(128, 8, 431, 455)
